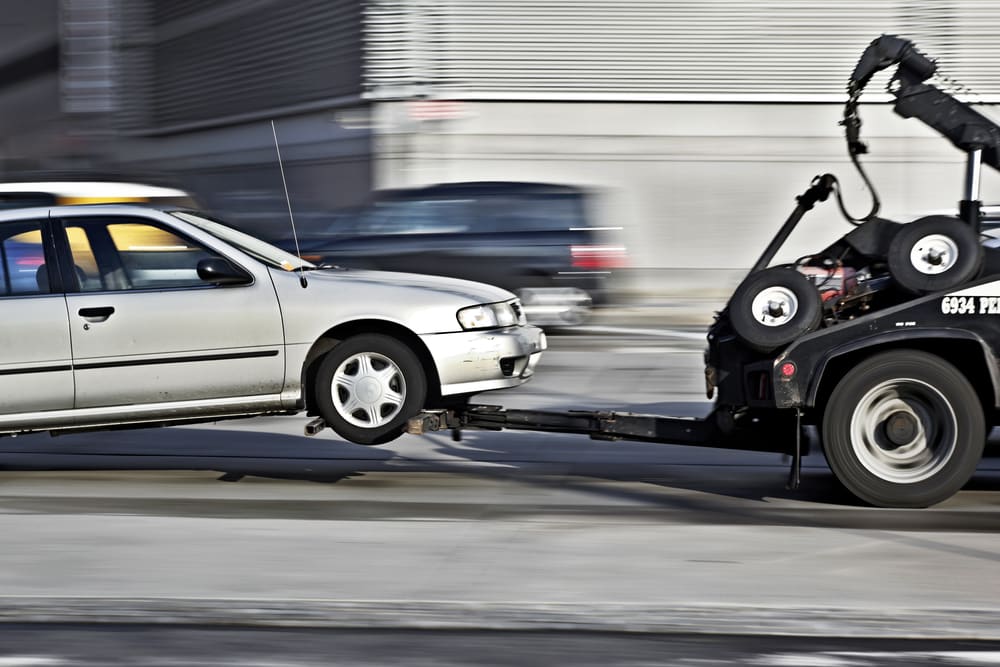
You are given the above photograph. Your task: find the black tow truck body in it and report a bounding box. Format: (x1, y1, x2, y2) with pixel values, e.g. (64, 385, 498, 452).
(406, 35, 1000, 508)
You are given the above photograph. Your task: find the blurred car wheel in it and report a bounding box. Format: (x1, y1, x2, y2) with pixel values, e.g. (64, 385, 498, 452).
(315, 334, 428, 445)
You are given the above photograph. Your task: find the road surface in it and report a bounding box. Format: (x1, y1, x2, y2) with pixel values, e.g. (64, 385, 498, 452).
(0, 331, 996, 652)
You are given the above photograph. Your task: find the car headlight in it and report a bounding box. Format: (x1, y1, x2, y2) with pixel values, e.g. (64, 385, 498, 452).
(457, 300, 526, 330)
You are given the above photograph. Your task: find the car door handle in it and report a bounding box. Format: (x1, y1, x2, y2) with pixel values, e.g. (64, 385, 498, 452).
(78, 306, 115, 323)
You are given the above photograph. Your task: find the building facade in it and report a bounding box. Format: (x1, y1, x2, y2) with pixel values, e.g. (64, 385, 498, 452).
(3, 0, 1000, 294)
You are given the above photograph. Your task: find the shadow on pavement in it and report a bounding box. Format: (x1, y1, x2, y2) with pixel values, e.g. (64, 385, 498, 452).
(0, 401, 997, 530)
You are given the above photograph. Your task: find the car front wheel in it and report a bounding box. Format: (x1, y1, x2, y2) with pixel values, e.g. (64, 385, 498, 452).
(315, 334, 428, 445)
(821, 350, 984, 508)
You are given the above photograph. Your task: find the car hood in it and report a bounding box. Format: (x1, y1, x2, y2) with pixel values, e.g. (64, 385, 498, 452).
(304, 266, 514, 302)
(269, 266, 518, 340)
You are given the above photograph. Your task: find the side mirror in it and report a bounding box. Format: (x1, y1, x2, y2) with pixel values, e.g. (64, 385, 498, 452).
(197, 257, 252, 285)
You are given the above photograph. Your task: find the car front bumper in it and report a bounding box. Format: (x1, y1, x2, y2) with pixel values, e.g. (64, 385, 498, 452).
(421, 325, 547, 396)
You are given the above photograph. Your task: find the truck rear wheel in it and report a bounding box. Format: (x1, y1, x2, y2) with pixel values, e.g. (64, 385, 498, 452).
(887, 216, 982, 294)
(728, 267, 822, 353)
(821, 350, 984, 508)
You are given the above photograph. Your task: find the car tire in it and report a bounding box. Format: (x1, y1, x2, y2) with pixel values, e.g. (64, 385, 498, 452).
(728, 267, 822, 353)
(887, 216, 982, 294)
(821, 350, 984, 508)
(315, 334, 428, 445)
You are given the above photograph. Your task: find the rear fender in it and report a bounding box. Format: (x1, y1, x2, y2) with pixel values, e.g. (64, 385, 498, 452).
(792, 329, 1000, 410)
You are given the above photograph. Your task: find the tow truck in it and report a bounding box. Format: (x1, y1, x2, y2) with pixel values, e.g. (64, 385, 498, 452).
(404, 35, 1000, 509)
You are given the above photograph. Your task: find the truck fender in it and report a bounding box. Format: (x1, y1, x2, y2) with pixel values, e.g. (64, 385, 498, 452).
(799, 328, 1000, 409)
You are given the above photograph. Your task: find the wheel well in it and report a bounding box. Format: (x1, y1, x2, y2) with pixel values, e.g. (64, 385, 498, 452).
(300, 320, 442, 416)
(812, 340, 996, 420)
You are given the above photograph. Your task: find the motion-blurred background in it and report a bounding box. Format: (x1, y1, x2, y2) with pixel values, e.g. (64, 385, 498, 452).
(3, 0, 1000, 306)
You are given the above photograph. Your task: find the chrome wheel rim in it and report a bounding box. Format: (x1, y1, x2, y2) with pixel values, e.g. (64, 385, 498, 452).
(332, 352, 406, 428)
(750, 286, 799, 327)
(909, 234, 959, 275)
(849, 378, 956, 483)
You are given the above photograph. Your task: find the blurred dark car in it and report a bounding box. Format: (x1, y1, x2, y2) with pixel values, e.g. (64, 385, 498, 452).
(279, 181, 626, 326)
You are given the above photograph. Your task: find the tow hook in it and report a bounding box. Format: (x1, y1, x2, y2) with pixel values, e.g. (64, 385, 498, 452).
(407, 410, 452, 435)
(304, 417, 327, 436)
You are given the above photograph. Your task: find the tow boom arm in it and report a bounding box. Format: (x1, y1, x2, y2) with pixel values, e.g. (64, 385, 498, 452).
(847, 34, 1000, 167)
(846, 35, 1000, 226)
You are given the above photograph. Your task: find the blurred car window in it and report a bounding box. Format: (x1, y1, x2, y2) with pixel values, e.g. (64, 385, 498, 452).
(65, 218, 216, 291)
(479, 193, 585, 233)
(0, 222, 47, 296)
(353, 198, 474, 235)
(0, 195, 51, 211)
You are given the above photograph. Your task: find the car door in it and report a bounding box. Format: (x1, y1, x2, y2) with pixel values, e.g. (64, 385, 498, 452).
(0, 217, 74, 414)
(57, 214, 285, 409)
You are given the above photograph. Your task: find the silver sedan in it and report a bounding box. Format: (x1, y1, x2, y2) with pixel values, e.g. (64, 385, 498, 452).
(0, 205, 546, 444)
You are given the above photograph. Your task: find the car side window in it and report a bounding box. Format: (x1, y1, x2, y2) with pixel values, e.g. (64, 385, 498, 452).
(64, 218, 219, 292)
(0, 221, 49, 296)
(364, 199, 473, 235)
(480, 194, 584, 233)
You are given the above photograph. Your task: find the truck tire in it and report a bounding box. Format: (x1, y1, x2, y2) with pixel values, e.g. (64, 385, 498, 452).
(887, 216, 982, 294)
(821, 350, 984, 508)
(728, 267, 822, 353)
(315, 334, 428, 445)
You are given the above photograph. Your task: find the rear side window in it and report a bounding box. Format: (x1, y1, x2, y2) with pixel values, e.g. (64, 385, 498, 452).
(0, 222, 48, 296)
(352, 198, 474, 235)
(478, 194, 586, 232)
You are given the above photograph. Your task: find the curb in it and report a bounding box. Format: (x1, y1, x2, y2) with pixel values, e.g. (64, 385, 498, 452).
(0, 599, 998, 639)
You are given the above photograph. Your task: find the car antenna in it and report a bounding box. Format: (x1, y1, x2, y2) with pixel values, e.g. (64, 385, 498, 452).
(271, 119, 307, 288)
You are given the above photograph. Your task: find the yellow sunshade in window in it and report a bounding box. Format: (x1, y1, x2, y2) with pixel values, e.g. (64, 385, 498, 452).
(108, 223, 194, 251)
(9, 230, 42, 244)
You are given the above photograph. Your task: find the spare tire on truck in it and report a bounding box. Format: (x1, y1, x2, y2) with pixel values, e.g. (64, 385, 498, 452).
(887, 216, 982, 294)
(728, 267, 822, 353)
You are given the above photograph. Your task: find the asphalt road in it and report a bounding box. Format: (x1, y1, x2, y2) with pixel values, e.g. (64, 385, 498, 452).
(2, 625, 1000, 666)
(0, 331, 997, 648)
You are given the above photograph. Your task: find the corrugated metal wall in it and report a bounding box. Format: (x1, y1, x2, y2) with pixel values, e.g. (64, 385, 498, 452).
(117, 0, 365, 134)
(365, 0, 1000, 102)
(60, 0, 115, 114)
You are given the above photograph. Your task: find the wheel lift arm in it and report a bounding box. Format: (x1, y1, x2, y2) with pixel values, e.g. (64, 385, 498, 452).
(407, 404, 802, 456)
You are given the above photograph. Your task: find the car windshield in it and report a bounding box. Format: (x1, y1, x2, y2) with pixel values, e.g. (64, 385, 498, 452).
(169, 210, 315, 271)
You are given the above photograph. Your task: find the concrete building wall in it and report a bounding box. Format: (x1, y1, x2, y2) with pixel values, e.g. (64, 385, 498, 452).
(374, 100, 989, 297)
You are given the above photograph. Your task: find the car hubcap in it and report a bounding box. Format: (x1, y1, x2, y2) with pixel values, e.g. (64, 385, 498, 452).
(910, 234, 958, 275)
(750, 286, 798, 326)
(849, 378, 956, 483)
(332, 352, 406, 428)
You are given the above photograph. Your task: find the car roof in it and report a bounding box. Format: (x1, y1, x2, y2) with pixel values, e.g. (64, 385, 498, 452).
(0, 181, 190, 201)
(0, 203, 181, 222)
